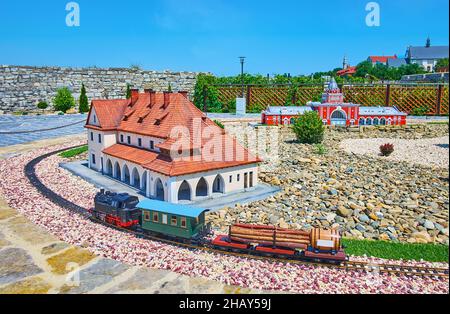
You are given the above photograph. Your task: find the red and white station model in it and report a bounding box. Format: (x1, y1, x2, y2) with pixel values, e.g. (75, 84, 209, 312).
(261, 79, 407, 126)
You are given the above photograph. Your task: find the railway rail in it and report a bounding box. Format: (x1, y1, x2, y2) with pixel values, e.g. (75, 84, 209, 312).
(24, 144, 449, 280)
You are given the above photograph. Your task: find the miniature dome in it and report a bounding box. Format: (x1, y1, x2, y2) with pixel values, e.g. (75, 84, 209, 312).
(328, 78, 339, 90)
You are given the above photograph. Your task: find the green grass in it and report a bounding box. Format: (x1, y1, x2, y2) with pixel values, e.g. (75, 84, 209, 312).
(59, 145, 88, 158)
(343, 238, 449, 262)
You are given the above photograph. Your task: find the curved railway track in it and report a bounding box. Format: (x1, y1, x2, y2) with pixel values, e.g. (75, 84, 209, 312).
(24, 145, 449, 280)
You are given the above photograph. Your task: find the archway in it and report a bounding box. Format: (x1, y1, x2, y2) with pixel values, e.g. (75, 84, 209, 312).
(141, 171, 147, 192)
(213, 175, 225, 194)
(123, 165, 130, 184)
(114, 162, 121, 180)
(195, 178, 208, 197)
(178, 180, 191, 201)
(155, 179, 164, 201)
(330, 110, 347, 126)
(132, 168, 140, 188)
(106, 159, 113, 176)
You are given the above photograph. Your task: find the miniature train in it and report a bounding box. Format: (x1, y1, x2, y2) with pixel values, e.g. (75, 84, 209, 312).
(89, 190, 347, 263)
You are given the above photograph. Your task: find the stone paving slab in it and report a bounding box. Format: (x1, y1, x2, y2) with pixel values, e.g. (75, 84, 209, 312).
(0, 114, 87, 148)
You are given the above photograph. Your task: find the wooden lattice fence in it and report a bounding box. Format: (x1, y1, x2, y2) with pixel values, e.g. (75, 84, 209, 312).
(210, 83, 449, 115)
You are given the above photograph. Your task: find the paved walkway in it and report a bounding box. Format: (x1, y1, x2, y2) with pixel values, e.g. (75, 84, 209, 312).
(61, 160, 280, 210)
(0, 114, 87, 147)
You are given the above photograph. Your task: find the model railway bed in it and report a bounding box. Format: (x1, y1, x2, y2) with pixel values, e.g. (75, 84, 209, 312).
(23, 147, 449, 279)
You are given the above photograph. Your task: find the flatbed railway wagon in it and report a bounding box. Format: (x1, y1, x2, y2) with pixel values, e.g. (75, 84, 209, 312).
(212, 223, 347, 262)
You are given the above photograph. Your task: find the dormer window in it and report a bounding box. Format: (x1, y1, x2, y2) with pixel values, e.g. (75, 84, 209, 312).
(120, 134, 124, 143)
(150, 141, 154, 150)
(127, 136, 131, 145)
(138, 138, 142, 147)
(93, 115, 96, 123)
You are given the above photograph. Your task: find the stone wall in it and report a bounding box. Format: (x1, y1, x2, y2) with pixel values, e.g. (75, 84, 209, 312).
(0, 65, 205, 113)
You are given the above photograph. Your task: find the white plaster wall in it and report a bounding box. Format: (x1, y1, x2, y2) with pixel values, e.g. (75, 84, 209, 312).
(168, 163, 259, 203)
(117, 131, 164, 152)
(87, 130, 117, 171)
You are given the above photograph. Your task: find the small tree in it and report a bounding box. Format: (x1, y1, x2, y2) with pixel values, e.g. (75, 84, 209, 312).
(79, 83, 89, 113)
(125, 84, 132, 99)
(292, 111, 325, 144)
(37, 101, 48, 113)
(53, 87, 75, 113)
(168, 82, 173, 93)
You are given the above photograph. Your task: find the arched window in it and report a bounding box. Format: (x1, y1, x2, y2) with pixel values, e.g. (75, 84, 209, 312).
(195, 178, 208, 197)
(141, 171, 147, 192)
(387, 118, 392, 125)
(178, 180, 191, 201)
(290, 118, 295, 124)
(114, 162, 121, 180)
(330, 110, 347, 126)
(359, 118, 365, 126)
(213, 175, 225, 194)
(155, 179, 164, 201)
(106, 159, 113, 176)
(131, 168, 140, 188)
(366, 118, 372, 125)
(123, 165, 130, 184)
(331, 110, 346, 120)
(373, 118, 380, 125)
(380, 118, 386, 125)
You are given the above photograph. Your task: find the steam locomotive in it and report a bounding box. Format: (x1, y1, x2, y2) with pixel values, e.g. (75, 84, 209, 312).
(90, 190, 347, 263)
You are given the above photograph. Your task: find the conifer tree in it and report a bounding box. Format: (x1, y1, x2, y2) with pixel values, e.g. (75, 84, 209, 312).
(79, 83, 89, 113)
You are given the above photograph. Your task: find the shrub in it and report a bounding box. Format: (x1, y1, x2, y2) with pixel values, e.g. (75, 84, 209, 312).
(292, 111, 325, 144)
(53, 87, 75, 113)
(125, 84, 132, 99)
(314, 143, 327, 155)
(410, 105, 430, 116)
(214, 119, 225, 129)
(37, 101, 48, 111)
(79, 83, 89, 113)
(380, 143, 394, 156)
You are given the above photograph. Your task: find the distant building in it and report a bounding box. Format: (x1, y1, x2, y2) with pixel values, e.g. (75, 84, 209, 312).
(367, 55, 398, 65)
(387, 58, 407, 68)
(337, 56, 357, 77)
(405, 37, 449, 72)
(261, 79, 407, 126)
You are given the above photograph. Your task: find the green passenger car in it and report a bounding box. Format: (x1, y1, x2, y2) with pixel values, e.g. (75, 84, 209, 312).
(137, 199, 210, 239)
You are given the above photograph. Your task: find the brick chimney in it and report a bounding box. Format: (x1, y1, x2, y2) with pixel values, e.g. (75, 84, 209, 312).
(179, 91, 188, 99)
(130, 89, 139, 105)
(145, 89, 156, 108)
(163, 91, 171, 108)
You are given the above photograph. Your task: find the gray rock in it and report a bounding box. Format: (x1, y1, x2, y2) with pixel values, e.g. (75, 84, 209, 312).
(424, 220, 435, 230)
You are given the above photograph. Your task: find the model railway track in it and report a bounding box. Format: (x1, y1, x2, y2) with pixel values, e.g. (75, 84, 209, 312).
(24, 145, 449, 280)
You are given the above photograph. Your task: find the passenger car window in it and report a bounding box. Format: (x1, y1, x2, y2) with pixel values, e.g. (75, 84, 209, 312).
(144, 211, 150, 221)
(153, 212, 159, 222)
(162, 214, 168, 224)
(171, 216, 177, 226)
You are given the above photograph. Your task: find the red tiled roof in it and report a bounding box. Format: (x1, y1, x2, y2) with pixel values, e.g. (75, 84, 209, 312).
(85, 99, 130, 130)
(86, 91, 261, 176)
(103, 144, 159, 165)
(336, 66, 357, 76)
(368, 55, 398, 63)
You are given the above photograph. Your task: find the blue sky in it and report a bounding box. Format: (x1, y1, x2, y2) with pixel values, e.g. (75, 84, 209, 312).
(0, 0, 448, 75)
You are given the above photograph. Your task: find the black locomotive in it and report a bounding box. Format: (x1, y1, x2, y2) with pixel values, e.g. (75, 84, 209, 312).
(90, 189, 141, 228)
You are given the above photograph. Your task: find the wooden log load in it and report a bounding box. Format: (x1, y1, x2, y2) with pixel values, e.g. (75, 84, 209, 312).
(229, 223, 310, 249)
